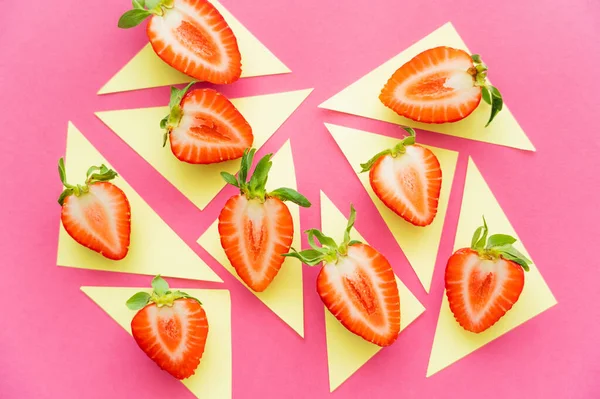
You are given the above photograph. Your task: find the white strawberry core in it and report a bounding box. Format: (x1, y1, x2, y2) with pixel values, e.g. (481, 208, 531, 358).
(147, 302, 191, 360)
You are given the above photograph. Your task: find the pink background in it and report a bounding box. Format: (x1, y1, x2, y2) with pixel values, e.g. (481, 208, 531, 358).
(1, 0, 599, 397)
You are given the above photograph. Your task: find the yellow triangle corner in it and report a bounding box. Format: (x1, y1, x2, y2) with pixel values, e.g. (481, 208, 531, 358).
(57, 122, 221, 282)
(325, 123, 458, 293)
(98, 0, 291, 94)
(197, 140, 304, 337)
(96, 88, 313, 211)
(426, 157, 556, 377)
(320, 191, 425, 391)
(81, 286, 231, 398)
(319, 22, 535, 151)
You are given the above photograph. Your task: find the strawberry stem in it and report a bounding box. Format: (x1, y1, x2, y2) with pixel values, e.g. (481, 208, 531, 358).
(220, 148, 311, 207)
(283, 205, 361, 266)
(470, 216, 531, 271)
(360, 126, 416, 173)
(57, 158, 118, 206)
(470, 54, 504, 127)
(161, 81, 197, 146)
(126, 275, 201, 311)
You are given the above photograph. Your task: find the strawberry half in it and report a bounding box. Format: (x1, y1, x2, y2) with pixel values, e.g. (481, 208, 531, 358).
(58, 158, 131, 260)
(218, 149, 311, 292)
(380, 47, 503, 126)
(360, 127, 442, 227)
(445, 218, 531, 333)
(160, 82, 253, 164)
(126, 276, 209, 380)
(118, 0, 242, 84)
(285, 206, 401, 347)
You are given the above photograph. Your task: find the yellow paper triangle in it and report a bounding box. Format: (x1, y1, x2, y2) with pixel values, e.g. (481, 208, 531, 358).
(58, 122, 221, 282)
(197, 140, 304, 336)
(97, 89, 312, 210)
(320, 191, 425, 391)
(426, 157, 556, 377)
(98, 0, 291, 94)
(325, 123, 458, 293)
(319, 22, 535, 151)
(81, 286, 231, 398)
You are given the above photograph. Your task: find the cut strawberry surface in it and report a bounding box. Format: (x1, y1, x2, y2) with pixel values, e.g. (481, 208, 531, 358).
(380, 46, 503, 126)
(119, 0, 242, 84)
(219, 195, 294, 292)
(218, 149, 311, 292)
(445, 218, 530, 333)
(127, 276, 208, 380)
(361, 127, 442, 226)
(161, 83, 253, 164)
(285, 206, 401, 347)
(58, 159, 131, 260)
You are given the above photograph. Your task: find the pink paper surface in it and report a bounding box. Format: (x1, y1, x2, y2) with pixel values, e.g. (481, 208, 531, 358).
(1, 0, 599, 398)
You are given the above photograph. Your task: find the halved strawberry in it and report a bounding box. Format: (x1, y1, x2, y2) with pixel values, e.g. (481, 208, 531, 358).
(58, 158, 131, 260)
(218, 149, 311, 292)
(380, 47, 503, 126)
(159, 82, 253, 164)
(285, 206, 401, 347)
(360, 127, 442, 226)
(126, 276, 208, 380)
(118, 0, 242, 84)
(445, 218, 531, 333)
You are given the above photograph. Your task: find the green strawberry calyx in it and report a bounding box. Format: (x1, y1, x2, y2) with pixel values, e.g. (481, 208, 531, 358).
(468, 54, 503, 127)
(220, 148, 312, 207)
(126, 275, 201, 310)
(283, 205, 361, 265)
(359, 126, 416, 173)
(57, 157, 118, 206)
(159, 81, 198, 147)
(470, 216, 531, 271)
(118, 0, 175, 29)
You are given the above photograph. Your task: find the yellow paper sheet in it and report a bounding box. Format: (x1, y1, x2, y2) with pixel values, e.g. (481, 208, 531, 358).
(197, 140, 304, 337)
(97, 89, 312, 211)
(319, 22, 535, 151)
(98, 0, 291, 94)
(427, 158, 556, 377)
(320, 191, 426, 391)
(57, 122, 221, 282)
(325, 123, 458, 293)
(81, 286, 231, 399)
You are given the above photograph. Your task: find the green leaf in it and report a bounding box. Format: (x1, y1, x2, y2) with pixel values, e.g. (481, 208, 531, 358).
(401, 126, 416, 137)
(58, 158, 67, 185)
(58, 188, 73, 206)
(160, 115, 169, 130)
(496, 245, 531, 271)
(168, 81, 196, 109)
(306, 229, 338, 250)
(118, 9, 151, 29)
(221, 172, 239, 187)
(126, 292, 151, 310)
(248, 153, 273, 194)
(476, 216, 489, 248)
(87, 165, 118, 184)
(269, 188, 311, 207)
(348, 239, 361, 246)
(145, 0, 161, 8)
(486, 234, 517, 249)
(344, 205, 357, 244)
(471, 54, 482, 63)
(481, 86, 491, 105)
(151, 275, 169, 295)
(360, 149, 391, 173)
(485, 85, 503, 127)
(471, 226, 484, 248)
(282, 248, 324, 266)
(238, 148, 256, 185)
(132, 0, 145, 9)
